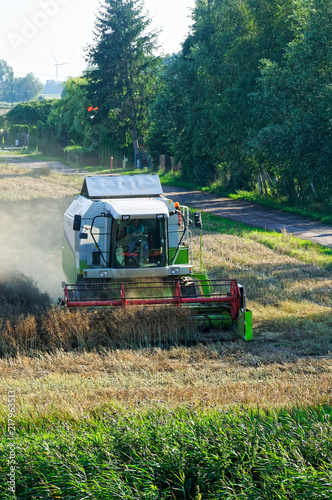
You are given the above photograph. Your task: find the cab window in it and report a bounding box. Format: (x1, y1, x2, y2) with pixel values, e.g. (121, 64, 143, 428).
(111, 218, 167, 269)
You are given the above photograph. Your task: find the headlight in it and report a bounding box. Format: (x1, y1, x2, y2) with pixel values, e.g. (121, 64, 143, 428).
(99, 270, 109, 278)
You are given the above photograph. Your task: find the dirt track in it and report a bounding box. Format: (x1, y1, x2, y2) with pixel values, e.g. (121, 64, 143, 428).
(1, 153, 83, 175)
(2, 152, 332, 249)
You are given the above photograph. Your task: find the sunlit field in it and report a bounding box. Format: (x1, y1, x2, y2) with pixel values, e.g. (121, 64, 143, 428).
(0, 163, 331, 498)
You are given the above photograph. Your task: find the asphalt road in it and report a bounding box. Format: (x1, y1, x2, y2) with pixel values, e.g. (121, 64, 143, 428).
(163, 186, 332, 249)
(2, 153, 332, 249)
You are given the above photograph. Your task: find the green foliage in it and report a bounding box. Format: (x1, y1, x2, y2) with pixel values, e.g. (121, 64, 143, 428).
(98, 126, 133, 168)
(148, 0, 332, 205)
(30, 78, 92, 155)
(249, 0, 332, 203)
(3, 100, 56, 151)
(6, 124, 29, 147)
(48, 77, 91, 146)
(0, 60, 13, 101)
(148, 0, 295, 186)
(11, 73, 43, 102)
(5, 100, 53, 126)
(0, 62, 43, 102)
(85, 0, 160, 153)
(1, 405, 332, 498)
(16, 3, 161, 159)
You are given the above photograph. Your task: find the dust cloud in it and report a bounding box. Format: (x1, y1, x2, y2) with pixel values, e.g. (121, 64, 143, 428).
(0, 196, 74, 305)
(0, 273, 52, 318)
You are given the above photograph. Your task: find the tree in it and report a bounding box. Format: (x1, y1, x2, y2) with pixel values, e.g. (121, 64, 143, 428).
(85, 0, 159, 159)
(147, 0, 298, 186)
(0, 60, 13, 101)
(0, 63, 43, 103)
(12, 73, 43, 102)
(48, 77, 91, 145)
(42, 80, 63, 95)
(5, 100, 53, 126)
(250, 0, 332, 202)
(146, 55, 189, 167)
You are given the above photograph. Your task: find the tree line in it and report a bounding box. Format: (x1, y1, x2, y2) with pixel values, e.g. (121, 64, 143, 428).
(147, 0, 331, 204)
(2, 0, 331, 205)
(0, 60, 43, 103)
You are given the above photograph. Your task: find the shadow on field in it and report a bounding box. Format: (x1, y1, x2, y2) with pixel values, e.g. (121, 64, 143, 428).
(25, 166, 52, 177)
(205, 249, 332, 359)
(208, 259, 331, 307)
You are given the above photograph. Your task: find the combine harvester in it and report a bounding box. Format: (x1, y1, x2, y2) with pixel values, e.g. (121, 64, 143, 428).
(61, 174, 252, 340)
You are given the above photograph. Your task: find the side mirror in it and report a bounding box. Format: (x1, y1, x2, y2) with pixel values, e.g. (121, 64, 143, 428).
(194, 212, 202, 229)
(73, 214, 82, 231)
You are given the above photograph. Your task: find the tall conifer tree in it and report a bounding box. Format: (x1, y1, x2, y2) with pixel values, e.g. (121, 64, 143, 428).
(85, 0, 159, 158)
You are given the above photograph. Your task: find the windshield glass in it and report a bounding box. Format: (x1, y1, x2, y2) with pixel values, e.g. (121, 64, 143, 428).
(111, 218, 167, 269)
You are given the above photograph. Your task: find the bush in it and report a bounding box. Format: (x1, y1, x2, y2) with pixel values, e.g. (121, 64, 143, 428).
(5, 100, 53, 127)
(63, 145, 99, 166)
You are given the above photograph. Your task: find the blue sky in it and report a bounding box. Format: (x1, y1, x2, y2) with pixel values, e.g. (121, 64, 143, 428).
(1, 0, 195, 82)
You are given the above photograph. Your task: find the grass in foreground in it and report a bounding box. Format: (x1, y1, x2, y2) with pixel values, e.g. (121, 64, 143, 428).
(1, 405, 332, 499)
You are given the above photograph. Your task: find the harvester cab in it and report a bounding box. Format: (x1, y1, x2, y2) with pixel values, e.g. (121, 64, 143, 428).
(61, 174, 252, 340)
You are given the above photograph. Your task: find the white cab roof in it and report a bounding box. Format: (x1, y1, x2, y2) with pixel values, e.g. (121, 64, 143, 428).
(81, 174, 163, 198)
(105, 197, 169, 219)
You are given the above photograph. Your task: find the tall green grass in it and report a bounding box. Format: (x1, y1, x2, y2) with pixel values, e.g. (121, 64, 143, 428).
(1, 405, 331, 499)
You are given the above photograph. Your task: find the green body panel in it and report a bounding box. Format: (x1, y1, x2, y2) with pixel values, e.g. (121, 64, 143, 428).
(79, 259, 88, 275)
(234, 310, 253, 341)
(62, 237, 91, 283)
(62, 238, 77, 284)
(169, 247, 189, 265)
(194, 310, 252, 339)
(191, 273, 253, 339)
(194, 313, 233, 330)
(244, 310, 253, 341)
(191, 272, 211, 296)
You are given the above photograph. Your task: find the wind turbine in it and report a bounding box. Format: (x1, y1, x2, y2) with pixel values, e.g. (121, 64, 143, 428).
(51, 53, 68, 83)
